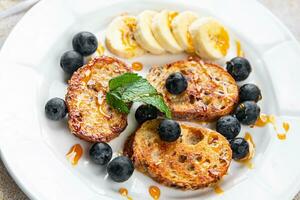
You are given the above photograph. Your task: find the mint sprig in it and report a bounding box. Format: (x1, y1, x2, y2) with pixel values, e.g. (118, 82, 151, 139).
(106, 73, 171, 118)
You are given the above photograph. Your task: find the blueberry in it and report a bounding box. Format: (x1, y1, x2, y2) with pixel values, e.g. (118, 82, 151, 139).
(45, 98, 67, 120)
(60, 50, 84, 75)
(226, 57, 252, 81)
(235, 101, 260, 125)
(107, 156, 134, 182)
(158, 119, 181, 142)
(89, 142, 112, 165)
(216, 115, 241, 140)
(166, 72, 188, 95)
(72, 31, 98, 56)
(239, 84, 262, 102)
(135, 104, 158, 124)
(230, 137, 249, 160)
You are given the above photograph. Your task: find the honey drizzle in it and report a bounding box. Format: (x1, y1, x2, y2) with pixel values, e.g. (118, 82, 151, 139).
(122, 17, 138, 52)
(211, 27, 230, 56)
(132, 62, 143, 71)
(149, 186, 160, 200)
(235, 40, 244, 57)
(283, 122, 290, 132)
(66, 144, 83, 166)
(168, 11, 178, 28)
(119, 188, 133, 200)
(95, 92, 111, 119)
(86, 43, 105, 62)
(186, 31, 194, 53)
(214, 185, 224, 194)
(278, 122, 290, 140)
(255, 114, 290, 140)
(96, 43, 105, 56)
(82, 70, 92, 84)
(99, 103, 111, 119)
(238, 132, 255, 169)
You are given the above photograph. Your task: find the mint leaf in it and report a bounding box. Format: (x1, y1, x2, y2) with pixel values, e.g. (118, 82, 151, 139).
(121, 79, 157, 102)
(106, 91, 130, 114)
(109, 73, 142, 91)
(106, 73, 171, 118)
(134, 94, 172, 118)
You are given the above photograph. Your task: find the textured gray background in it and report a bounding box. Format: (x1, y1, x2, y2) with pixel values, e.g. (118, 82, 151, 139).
(0, 0, 299, 199)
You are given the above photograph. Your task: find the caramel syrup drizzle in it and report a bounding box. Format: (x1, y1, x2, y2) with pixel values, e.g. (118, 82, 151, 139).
(66, 144, 83, 166)
(149, 185, 160, 199)
(255, 114, 290, 140)
(119, 188, 133, 200)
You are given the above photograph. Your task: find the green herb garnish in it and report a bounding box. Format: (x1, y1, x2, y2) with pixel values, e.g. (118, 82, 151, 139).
(106, 73, 171, 118)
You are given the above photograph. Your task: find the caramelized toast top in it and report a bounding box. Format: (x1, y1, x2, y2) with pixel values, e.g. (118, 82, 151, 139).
(125, 119, 232, 190)
(147, 57, 239, 121)
(66, 56, 130, 142)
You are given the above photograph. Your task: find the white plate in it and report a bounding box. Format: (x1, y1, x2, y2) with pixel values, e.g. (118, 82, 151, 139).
(0, 0, 300, 199)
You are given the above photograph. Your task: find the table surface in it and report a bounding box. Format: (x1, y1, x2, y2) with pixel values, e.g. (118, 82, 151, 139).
(0, 0, 299, 199)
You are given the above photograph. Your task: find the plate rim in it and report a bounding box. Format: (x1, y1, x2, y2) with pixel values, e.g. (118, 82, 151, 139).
(0, 0, 300, 199)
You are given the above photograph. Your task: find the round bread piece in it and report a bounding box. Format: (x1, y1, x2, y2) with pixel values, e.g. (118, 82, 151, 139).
(147, 57, 239, 121)
(125, 119, 232, 190)
(66, 56, 130, 142)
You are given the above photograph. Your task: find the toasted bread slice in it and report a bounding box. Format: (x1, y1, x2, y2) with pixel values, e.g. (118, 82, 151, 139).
(124, 119, 232, 190)
(66, 56, 130, 142)
(147, 57, 239, 121)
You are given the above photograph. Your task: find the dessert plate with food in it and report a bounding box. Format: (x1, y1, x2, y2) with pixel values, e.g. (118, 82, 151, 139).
(0, 0, 300, 199)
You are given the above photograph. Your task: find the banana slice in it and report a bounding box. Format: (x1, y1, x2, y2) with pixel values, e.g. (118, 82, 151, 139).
(171, 11, 198, 53)
(105, 15, 145, 58)
(151, 10, 183, 54)
(134, 10, 165, 55)
(189, 17, 230, 60)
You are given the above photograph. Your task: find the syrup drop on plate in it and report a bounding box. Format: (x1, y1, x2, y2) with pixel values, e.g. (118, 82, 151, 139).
(255, 114, 290, 141)
(283, 122, 290, 132)
(96, 43, 105, 56)
(149, 185, 160, 199)
(119, 188, 133, 200)
(66, 144, 83, 166)
(255, 114, 273, 127)
(277, 133, 286, 140)
(132, 62, 143, 71)
(277, 122, 290, 140)
(235, 40, 244, 57)
(119, 188, 128, 196)
(238, 132, 255, 169)
(214, 185, 224, 194)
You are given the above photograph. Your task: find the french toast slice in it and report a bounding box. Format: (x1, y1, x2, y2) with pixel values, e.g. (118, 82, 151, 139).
(124, 119, 232, 190)
(147, 57, 239, 121)
(66, 56, 130, 142)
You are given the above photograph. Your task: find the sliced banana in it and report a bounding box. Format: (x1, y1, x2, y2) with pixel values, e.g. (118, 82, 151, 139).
(105, 15, 145, 58)
(189, 17, 230, 60)
(134, 10, 165, 55)
(151, 10, 183, 54)
(171, 11, 198, 53)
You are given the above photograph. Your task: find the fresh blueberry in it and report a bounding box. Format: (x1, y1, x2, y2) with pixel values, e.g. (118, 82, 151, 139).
(230, 137, 249, 160)
(166, 72, 188, 95)
(107, 156, 134, 182)
(158, 119, 181, 142)
(239, 83, 262, 102)
(226, 57, 252, 81)
(89, 142, 112, 165)
(72, 31, 98, 56)
(216, 115, 241, 140)
(60, 50, 84, 75)
(235, 101, 260, 125)
(135, 104, 158, 124)
(45, 98, 67, 120)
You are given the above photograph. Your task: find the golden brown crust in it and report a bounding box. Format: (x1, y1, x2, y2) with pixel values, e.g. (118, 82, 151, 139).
(147, 57, 239, 121)
(125, 119, 232, 190)
(66, 56, 131, 142)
